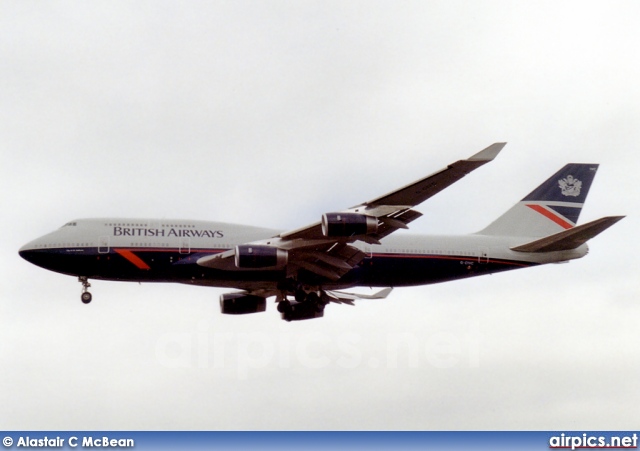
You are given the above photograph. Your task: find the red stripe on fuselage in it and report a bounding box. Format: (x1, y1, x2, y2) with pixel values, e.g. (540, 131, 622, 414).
(114, 249, 151, 270)
(370, 253, 532, 267)
(526, 204, 573, 229)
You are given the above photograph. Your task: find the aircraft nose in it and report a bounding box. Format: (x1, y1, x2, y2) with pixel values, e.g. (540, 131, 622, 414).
(19, 234, 87, 276)
(19, 239, 55, 269)
(19, 242, 39, 265)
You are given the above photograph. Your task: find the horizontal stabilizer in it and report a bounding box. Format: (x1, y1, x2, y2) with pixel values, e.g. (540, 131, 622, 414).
(511, 216, 624, 253)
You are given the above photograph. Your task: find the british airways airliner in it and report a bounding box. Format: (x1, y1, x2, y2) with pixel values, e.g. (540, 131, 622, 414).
(19, 143, 623, 321)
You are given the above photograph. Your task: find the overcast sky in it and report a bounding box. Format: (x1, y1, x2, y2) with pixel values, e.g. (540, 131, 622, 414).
(1, 1, 638, 431)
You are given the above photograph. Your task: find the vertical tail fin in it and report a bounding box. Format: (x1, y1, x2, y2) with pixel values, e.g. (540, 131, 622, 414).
(478, 163, 599, 237)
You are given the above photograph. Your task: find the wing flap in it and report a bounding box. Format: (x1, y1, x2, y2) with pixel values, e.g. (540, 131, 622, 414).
(324, 287, 393, 305)
(511, 216, 624, 252)
(293, 243, 365, 279)
(370, 208, 423, 240)
(296, 261, 342, 280)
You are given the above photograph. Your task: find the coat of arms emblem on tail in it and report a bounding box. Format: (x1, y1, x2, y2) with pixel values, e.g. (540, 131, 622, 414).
(559, 175, 582, 197)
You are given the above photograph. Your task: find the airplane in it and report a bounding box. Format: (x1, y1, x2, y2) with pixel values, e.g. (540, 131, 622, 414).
(19, 143, 624, 321)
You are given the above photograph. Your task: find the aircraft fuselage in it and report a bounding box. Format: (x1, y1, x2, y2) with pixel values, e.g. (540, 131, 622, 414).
(19, 218, 586, 290)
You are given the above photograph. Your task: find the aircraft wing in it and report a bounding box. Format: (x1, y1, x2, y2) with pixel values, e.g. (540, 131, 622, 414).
(279, 142, 506, 242)
(198, 143, 505, 280)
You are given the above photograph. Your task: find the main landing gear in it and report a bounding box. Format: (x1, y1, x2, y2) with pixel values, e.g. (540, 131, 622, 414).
(79, 276, 92, 304)
(277, 288, 329, 321)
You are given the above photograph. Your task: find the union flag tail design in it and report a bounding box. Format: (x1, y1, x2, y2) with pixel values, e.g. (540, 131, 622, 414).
(478, 163, 599, 237)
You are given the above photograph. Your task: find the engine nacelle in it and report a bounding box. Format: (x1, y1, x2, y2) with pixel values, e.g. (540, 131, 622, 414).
(220, 292, 267, 315)
(321, 212, 378, 237)
(235, 245, 288, 269)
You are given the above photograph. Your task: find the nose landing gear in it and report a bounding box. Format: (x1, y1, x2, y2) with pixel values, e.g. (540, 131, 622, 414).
(79, 276, 92, 304)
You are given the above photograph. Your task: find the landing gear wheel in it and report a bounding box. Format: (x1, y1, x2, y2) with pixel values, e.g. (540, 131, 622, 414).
(318, 293, 330, 306)
(306, 292, 324, 313)
(81, 292, 92, 304)
(294, 288, 306, 303)
(277, 300, 292, 313)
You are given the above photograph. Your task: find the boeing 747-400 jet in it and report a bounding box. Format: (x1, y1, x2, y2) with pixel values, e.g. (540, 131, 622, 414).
(19, 143, 623, 321)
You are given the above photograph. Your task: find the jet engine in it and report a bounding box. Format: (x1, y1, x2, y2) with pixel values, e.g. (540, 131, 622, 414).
(321, 212, 378, 237)
(220, 292, 267, 315)
(234, 245, 288, 269)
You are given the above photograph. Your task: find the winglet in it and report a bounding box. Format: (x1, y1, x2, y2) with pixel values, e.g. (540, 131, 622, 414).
(468, 142, 507, 161)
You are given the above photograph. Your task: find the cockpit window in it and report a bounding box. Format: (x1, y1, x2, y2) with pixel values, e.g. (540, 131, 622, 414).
(61, 222, 77, 228)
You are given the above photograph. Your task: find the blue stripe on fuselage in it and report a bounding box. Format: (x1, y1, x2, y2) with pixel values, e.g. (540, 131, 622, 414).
(19, 247, 535, 287)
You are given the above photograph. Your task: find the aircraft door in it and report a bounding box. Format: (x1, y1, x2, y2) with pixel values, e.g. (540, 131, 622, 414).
(179, 237, 191, 254)
(98, 236, 110, 254)
(364, 245, 372, 259)
(478, 248, 489, 264)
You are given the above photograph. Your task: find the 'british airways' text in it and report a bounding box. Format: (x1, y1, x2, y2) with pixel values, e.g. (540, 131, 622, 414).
(113, 227, 224, 238)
